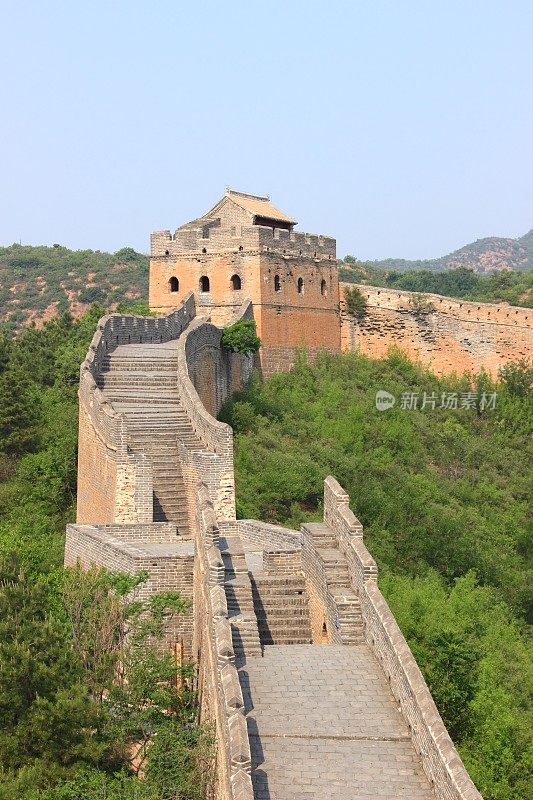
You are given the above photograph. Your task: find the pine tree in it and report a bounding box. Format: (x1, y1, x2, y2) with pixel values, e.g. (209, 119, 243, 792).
(0, 362, 39, 455)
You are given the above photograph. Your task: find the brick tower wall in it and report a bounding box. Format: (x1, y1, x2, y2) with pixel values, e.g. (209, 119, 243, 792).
(257, 252, 341, 376)
(149, 220, 339, 356)
(149, 251, 262, 327)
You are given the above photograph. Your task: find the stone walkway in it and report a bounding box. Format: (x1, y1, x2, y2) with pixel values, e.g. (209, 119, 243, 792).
(239, 645, 435, 800)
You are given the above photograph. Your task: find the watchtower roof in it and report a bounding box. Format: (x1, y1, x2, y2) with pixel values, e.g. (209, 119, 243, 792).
(177, 188, 297, 231)
(221, 188, 297, 225)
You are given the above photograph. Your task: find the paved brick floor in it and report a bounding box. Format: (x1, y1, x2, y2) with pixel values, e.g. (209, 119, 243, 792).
(239, 645, 435, 800)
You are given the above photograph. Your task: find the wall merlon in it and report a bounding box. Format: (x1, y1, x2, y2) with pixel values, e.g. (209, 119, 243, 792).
(258, 226, 336, 258)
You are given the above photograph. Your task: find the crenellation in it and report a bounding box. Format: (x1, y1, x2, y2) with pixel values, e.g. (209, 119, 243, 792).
(341, 283, 532, 377)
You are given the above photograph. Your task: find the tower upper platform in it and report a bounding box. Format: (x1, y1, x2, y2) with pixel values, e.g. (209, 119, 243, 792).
(151, 189, 336, 260)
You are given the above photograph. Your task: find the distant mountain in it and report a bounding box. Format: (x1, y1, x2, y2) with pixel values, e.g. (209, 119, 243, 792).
(0, 244, 148, 331)
(363, 229, 533, 274)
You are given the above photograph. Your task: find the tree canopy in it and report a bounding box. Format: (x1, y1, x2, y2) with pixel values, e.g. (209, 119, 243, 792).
(221, 350, 533, 800)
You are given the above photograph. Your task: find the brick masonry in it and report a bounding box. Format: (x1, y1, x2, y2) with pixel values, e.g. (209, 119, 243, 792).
(150, 192, 530, 379)
(149, 192, 340, 376)
(65, 522, 195, 653)
(341, 284, 533, 378)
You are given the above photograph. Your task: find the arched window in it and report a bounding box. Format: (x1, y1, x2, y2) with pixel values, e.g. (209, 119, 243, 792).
(199, 276, 210, 293)
(201, 247, 207, 254)
(169, 276, 179, 293)
(274, 274, 281, 292)
(297, 277, 304, 294)
(320, 279, 327, 297)
(231, 274, 242, 290)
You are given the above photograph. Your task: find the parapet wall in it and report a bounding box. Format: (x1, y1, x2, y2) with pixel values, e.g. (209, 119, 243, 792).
(341, 284, 532, 377)
(176, 301, 254, 522)
(76, 295, 197, 524)
(193, 484, 254, 800)
(323, 476, 482, 800)
(151, 224, 336, 261)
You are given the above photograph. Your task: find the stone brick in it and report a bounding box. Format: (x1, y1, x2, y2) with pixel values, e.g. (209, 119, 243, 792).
(341, 284, 533, 378)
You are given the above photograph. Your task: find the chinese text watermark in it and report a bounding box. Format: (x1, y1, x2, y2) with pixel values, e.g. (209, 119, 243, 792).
(375, 390, 497, 411)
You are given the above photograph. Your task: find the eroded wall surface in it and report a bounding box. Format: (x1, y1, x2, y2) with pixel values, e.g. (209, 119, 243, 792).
(340, 284, 532, 376)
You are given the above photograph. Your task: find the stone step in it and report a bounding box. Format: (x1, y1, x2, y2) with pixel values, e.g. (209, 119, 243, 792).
(324, 564, 349, 574)
(102, 360, 178, 372)
(103, 394, 179, 404)
(318, 547, 349, 563)
(258, 624, 312, 636)
(100, 374, 177, 385)
(260, 635, 313, 646)
(230, 619, 262, 657)
(255, 605, 309, 618)
(252, 575, 307, 585)
(119, 410, 185, 417)
(152, 495, 187, 504)
(153, 491, 187, 500)
(251, 586, 307, 598)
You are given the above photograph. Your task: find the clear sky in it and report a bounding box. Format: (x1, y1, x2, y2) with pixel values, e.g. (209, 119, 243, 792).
(1, 0, 531, 260)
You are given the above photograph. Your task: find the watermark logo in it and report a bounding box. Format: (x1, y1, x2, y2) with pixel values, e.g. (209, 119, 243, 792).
(375, 390, 396, 411)
(375, 389, 497, 411)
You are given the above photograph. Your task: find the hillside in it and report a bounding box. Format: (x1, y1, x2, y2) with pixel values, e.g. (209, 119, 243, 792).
(340, 263, 533, 308)
(2, 232, 533, 335)
(0, 244, 148, 331)
(355, 228, 533, 274)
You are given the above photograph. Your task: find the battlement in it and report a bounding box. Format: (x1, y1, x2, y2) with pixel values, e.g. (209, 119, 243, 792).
(151, 224, 336, 260)
(340, 283, 533, 377)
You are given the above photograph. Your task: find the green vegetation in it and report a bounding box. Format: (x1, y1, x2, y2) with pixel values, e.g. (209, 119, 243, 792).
(1, 297, 531, 799)
(408, 293, 435, 312)
(221, 351, 533, 800)
(340, 261, 533, 308)
(343, 286, 368, 319)
(221, 319, 261, 354)
(0, 244, 148, 331)
(0, 308, 211, 798)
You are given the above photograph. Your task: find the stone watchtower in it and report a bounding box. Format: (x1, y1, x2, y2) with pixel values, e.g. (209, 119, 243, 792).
(149, 189, 341, 375)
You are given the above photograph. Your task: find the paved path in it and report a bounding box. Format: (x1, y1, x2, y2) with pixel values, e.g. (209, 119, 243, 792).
(239, 644, 435, 800)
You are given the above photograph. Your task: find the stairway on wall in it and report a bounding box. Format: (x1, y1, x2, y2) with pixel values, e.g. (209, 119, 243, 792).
(96, 337, 441, 799)
(250, 575, 312, 646)
(219, 535, 262, 659)
(99, 341, 206, 535)
(236, 518, 438, 798)
(303, 521, 365, 644)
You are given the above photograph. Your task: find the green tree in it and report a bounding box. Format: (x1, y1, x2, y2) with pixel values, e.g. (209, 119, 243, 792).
(0, 363, 39, 456)
(343, 286, 368, 319)
(498, 358, 533, 398)
(0, 556, 104, 774)
(221, 319, 260, 354)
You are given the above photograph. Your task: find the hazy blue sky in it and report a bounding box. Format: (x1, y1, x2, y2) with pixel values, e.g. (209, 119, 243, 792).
(1, 0, 532, 259)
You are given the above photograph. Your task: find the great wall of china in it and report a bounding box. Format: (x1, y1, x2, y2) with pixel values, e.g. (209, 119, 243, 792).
(340, 284, 532, 377)
(64, 190, 532, 798)
(67, 288, 483, 799)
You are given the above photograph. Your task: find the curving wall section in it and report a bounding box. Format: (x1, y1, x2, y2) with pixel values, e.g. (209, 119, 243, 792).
(340, 284, 533, 377)
(76, 295, 196, 523)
